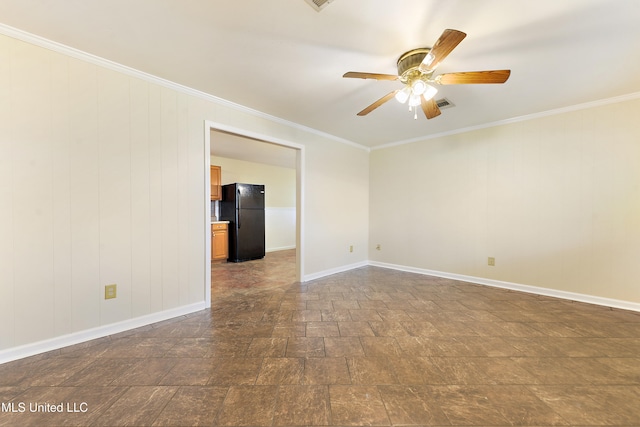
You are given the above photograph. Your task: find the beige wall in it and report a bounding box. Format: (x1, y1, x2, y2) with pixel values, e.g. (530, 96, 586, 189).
(0, 32, 369, 356)
(211, 156, 296, 251)
(211, 156, 296, 207)
(370, 97, 640, 304)
(304, 138, 370, 276)
(4, 23, 639, 360)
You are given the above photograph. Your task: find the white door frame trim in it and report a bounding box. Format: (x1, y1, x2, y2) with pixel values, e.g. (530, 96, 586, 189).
(203, 120, 305, 307)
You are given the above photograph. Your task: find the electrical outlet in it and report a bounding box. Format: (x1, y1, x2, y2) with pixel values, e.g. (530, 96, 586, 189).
(105, 284, 117, 299)
(376, 244, 381, 250)
(349, 245, 354, 253)
(488, 257, 495, 266)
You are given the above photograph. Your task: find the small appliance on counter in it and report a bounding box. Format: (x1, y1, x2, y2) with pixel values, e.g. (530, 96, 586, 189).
(219, 183, 265, 262)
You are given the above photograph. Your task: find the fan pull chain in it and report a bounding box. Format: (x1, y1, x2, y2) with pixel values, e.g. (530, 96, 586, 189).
(407, 105, 419, 119)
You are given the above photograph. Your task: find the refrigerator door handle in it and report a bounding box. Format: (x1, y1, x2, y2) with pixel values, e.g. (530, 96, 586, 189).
(237, 188, 241, 229)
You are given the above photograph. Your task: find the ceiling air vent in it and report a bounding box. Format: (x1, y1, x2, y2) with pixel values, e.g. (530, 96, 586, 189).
(436, 98, 455, 110)
(304, 0, 334, 12)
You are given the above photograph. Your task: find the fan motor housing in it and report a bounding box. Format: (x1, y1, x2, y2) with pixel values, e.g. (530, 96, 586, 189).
(397, 48, 431, 83)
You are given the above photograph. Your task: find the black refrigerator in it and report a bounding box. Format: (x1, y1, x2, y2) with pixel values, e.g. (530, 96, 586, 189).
(219, 183, 265, 262)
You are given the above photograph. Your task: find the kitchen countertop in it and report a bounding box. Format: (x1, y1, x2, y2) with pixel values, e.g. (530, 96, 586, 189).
(211, 220, 230, 224)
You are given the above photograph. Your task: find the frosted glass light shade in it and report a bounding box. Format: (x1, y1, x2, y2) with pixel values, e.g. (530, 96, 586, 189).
(423, 84, 438, 101)
(395, 87, 411, 104)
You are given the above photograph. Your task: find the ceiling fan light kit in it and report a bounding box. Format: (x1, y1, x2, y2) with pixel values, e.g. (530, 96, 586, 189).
(343, 29, 511, 120)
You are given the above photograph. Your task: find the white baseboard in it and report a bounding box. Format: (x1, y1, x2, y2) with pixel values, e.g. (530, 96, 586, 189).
(0, 302, 206, 365)
(266, 245, 296, 253)
(303, 260, 369, 282)
(5, 260, 638, 365)
(369, 261, 640, 313)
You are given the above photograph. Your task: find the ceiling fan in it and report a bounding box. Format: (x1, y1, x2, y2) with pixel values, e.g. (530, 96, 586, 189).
(343, 29, 510, 120)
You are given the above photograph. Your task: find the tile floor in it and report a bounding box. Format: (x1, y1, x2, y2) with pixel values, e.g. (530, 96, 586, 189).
(1, 249, 640, 426)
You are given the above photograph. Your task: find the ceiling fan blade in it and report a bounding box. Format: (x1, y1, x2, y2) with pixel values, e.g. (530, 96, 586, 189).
(357, 90, 399, 116)
(343, 72, 399, 81)
(421, 96, 441, 119)
(435, 70, 511, 84)
(419, 29, 467, 73)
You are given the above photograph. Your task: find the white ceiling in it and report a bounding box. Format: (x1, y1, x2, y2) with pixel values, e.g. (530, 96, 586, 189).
(211, 130, 298, 169)
(1, 0, 640, 152)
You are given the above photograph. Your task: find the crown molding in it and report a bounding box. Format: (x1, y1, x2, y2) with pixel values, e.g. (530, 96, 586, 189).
(0, 23, 368, 152)
(374, 91, 640, 151)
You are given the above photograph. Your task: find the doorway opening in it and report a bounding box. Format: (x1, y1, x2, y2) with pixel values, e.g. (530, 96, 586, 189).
(204, 121, 304, 306)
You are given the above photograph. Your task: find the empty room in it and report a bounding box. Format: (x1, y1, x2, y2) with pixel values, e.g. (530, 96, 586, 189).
(1, 1, 640, 426)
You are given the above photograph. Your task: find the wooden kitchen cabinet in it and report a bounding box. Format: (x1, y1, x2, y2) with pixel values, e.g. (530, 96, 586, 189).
(211, 222, 228, 261)
(210, 165, 221, 200)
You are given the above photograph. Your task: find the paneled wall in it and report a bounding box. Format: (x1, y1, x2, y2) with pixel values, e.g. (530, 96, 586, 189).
(0, 31, 370, 355)
(0, 36, 206, 350)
